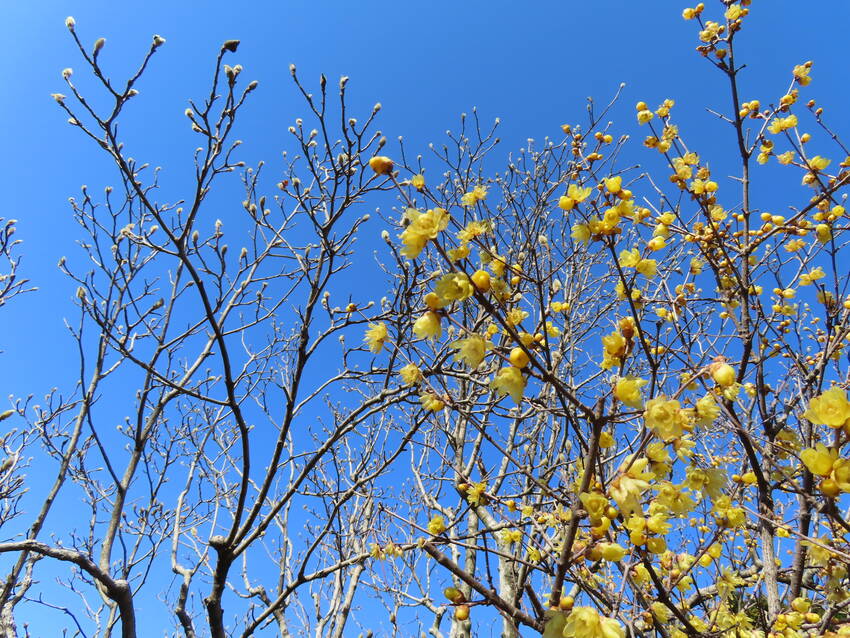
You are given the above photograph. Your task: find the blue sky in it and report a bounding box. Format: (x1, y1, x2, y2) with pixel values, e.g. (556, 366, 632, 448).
(3, 1, 850, 635)
(3, 1, 849, 389)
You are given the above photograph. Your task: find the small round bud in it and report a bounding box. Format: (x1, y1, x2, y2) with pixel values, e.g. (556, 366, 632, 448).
(65, 16, 75, 29)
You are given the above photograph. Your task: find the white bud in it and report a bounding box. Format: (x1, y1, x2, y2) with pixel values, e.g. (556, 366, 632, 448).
(62, 68, 73, 79)
(65, 16, 75, 29)
(153, 34, 166, 47)
(93, 38, 105, 53)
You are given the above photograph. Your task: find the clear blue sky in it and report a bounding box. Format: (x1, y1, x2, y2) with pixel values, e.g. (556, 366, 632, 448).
(2, 1, 850, 635)
(3, 1, 849, 391)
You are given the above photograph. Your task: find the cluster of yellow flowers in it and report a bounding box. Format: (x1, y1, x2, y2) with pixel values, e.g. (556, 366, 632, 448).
(360, 1, 850, 630)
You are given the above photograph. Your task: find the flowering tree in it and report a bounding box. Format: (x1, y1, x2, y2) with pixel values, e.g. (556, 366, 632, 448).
(364, 1, 850, 637)
(3, 1, 850, 637)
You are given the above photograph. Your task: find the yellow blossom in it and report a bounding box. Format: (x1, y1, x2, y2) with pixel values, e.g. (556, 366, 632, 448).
(364, 322, 389, 353)
(604, 176, 622, 194)
(610, 456, 652, 516)
(461, 184, 487, 206)
(427, 515, 446, 535)
(435, 272, 474, 303)
(799, 266, 825, 285)
(368, 155, 393, 175)
(804, 387, 850, 428)
(614, 376, 647, 409)
(572, 223, 591, 243)
(449, 334, 490, 368)
(413, 311, 442, 340)
(800, 444, 836, 476)
(579, 491, 609, 523)
(399, 207, 450, 259)
(695, 394, 720, 425)
(466, 481, 487, 505)
(598, 543, 626, 562)
(644, 396, 685, 441)
(490, 367, 525, 403)
(569, 183, 593, 202)
(563, 606, 624, 638)
(420, 392, 445, 412)
(399, 363, 423, 385)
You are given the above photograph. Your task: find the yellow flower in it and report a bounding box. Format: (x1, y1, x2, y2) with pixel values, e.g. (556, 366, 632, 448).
(558, 195, 576, 211)
(579, 491, 609, 523)
(466, 481, 487, 505)
(490, 367, 525, 403)
(461, 184, 488, 206)
(637, 109, 654, 125)
(809, 155, 830, 171)
(695, 394, 720, 425)
(569, 183, 593, 202)
(399, 207, 450, 259)
(449, 334, 489, 368)
(563, 606, 624, 638)
(435, 272, 474, 303)
(411, 173, 425, 190)
(725, 3, 743, 20)
(413, 311, 442, 340)
(800, 443, 837, 476)
(571, 223, 591, 243)
(420, 392, 445, 412)
(644, 396, 685, 441)
(364, 322, 389, 353)
(610, 456, 652, 516)
(804, 387, 850, 428)
(793, 63, 812, 86)
(602, 331, 626, 357)
(600, 331, 627, 370)
(427, 515, 446, 535)
(636, 258, 657, 278)
(768, 114, 798, 134)
(799, 266, 825, 285)
(598, 543, 626, 562)
(399, 363, 423, 385)
(712, 495, 746, 528)
(618, 248, 641, 268)
(614, 376, 647, 409)
(685, 465, 725, 499)
(711, 362, 736, 387)
(457, 220, 490, 243)
(368, 155, 393, 175)
(604, 176, 622, 194)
